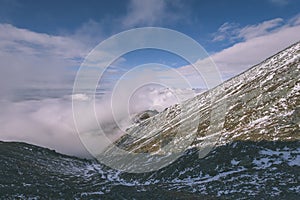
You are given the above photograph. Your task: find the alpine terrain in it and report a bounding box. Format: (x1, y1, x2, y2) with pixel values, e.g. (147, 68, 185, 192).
(1, 42, 300, 199)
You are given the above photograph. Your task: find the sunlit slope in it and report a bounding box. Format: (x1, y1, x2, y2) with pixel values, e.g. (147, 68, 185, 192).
(111, 42, 300, 155)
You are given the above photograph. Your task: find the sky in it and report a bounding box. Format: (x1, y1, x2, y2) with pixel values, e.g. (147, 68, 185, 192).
(0, 0, 299, 156)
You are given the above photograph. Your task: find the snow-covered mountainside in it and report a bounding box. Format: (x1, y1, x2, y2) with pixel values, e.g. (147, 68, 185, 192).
(108, 41, 300, 155)
(1, 42, 299, 199)
(0, 140, 299, 199)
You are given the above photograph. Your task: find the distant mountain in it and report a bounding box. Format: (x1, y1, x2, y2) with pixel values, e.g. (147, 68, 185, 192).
(1, 42, 300, 199)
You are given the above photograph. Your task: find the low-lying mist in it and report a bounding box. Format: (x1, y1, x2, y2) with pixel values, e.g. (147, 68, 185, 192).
(0, 86, 200, 158)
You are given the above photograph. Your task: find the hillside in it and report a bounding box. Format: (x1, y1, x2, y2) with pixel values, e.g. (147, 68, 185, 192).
(1, 42, 300, 199)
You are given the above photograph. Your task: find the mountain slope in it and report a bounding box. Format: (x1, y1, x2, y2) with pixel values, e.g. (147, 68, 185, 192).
(0, 140, 299, 199)
(0, 42, 300, 199)
(108, 41, 300, 154)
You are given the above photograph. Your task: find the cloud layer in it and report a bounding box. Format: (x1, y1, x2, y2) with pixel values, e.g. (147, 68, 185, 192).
(0, 86, 195, 157)
(191, 15, 300, 82)
(0, 23, 91, 101)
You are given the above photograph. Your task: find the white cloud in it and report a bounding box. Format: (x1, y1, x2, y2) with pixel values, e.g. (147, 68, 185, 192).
(0, 23, 97, 100)
(0, 23, 87, 58)
(212, 25, 300, 78)
(213, 18, 284, 42)
(0, 86, 196, 157)
(122, 0, 184, 27)
(268, 0, 289, 6)
(0, 23, 100, 156)
(0, 98, 91, 157)
(212, 22, 239, 42)
(238, 18, 283, 40)
(184, 15, 300, 85)
(288, 13, 300, 26)
(70, 19, 105, 47)
(122, 0, 165, 27)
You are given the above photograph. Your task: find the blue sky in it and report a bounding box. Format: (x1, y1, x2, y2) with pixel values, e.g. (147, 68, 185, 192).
(1, 0, 299, 51)
(0, 0, 300, 95)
